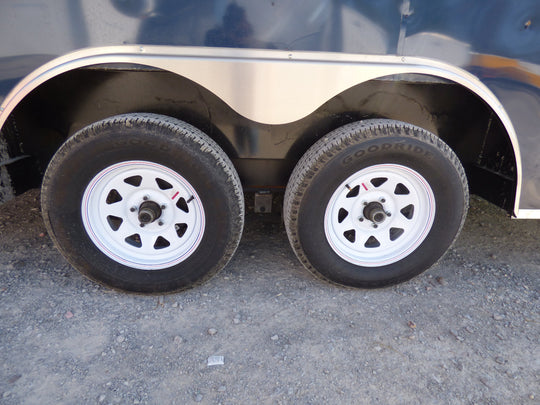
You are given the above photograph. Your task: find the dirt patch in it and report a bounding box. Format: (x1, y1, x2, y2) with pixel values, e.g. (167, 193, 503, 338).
(0, 190, 538, 404)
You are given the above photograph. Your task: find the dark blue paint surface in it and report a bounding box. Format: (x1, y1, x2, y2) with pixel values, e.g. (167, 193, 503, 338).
(0, 0, 538, 208)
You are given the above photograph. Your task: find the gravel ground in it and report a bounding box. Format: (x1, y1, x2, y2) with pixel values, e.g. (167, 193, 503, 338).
(0, 190, 538, 404)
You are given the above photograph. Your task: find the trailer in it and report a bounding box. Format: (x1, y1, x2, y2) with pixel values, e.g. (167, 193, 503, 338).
(0, 0, 538, 293)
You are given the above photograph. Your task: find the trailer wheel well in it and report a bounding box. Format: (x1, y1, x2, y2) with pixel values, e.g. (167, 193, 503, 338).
(3, 67, 517, 212)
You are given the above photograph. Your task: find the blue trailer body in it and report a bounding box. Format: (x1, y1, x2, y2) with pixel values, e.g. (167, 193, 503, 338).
(1, 0, 538, 214)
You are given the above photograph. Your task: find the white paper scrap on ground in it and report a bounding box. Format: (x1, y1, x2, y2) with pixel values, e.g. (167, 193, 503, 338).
(207, 355, 224, 366)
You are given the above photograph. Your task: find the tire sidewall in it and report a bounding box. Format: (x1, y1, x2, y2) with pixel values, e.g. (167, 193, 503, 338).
(296, 135, 466, 287)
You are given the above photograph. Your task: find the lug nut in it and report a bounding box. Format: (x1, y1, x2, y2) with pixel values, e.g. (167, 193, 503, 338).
(130, 207, 137, 212)
(140, 223, 145, 228)
(158, 220, 164, 226)
(372, 224, 378, 229)
(380, 198, 386, 203)
(358, 217, 364, 222)
(386, 212, 392, 217)
(143, 196, 149, 201)
(160, 204, 166, 209)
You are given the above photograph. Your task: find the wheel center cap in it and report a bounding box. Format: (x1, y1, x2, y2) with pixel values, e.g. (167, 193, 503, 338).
(138, 201, 162, 224)
(363, 201, 387, 224)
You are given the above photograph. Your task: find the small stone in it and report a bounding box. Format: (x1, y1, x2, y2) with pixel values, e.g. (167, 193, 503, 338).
(494, 356, 506, 365)
(233, 316, 240, 324)
(98, 394, 106, 402)
(116, 335, 125, 343)
(450, 329, 464, 342)
(407, 320, 417, 329)
(431, 374, 442, 384)
(493, 314, 505, 321)
(64, 311, 74, 319)
(529, 394, 535, 400)
(3, 392, 11, 399)
(270, 335, 279, 341)
(374, 346, 382, 352)
(171, 302, 178, 308)
(173, 336, 183, 344)
(435, 276, 447, 286)
(465, 326, 474, 333)
(207, 328, 218, 336)
(217, 386, 226, 392)
(7, 374, 22, 384)
(195, 394, 203, 402)
(479, 375, 494, 388)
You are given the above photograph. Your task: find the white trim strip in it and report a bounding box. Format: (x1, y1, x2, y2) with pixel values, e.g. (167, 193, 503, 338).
(514, 209, 540, 219)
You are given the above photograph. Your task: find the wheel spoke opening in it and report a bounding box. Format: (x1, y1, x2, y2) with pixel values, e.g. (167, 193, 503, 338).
(106, 215, 123, 231)
(400, 204, 415, 220)
(394, 183, 410, 195)
(176, 197, 189, 213)
(125, 234, 142, 248)
(175, 223, 188, 238)
(156, 178, 173, 190)
(124, 175, 142, 187)
(370, 177, 388, 188)
(343, 229, 356, 243)
(364, 236, 381, 248)
(338, 208, 348, 223)
(346, 185, 360, 198)
(154, 236, 171, 250)
(389, 227, 404, 241)
(106, 189, 123, 204)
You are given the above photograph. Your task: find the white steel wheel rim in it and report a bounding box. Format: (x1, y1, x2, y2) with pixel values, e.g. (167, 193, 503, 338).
(324, 164, 435, 267)
(81, 160, 205, 270)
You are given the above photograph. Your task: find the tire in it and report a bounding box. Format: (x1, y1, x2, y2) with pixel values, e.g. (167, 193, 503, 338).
(42, 113, 244, 293)
(284, 119, 468, 288)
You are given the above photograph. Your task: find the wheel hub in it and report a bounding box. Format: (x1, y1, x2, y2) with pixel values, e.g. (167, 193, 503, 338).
(138, 201, 162, 224)
(363, 201, 387, 224)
